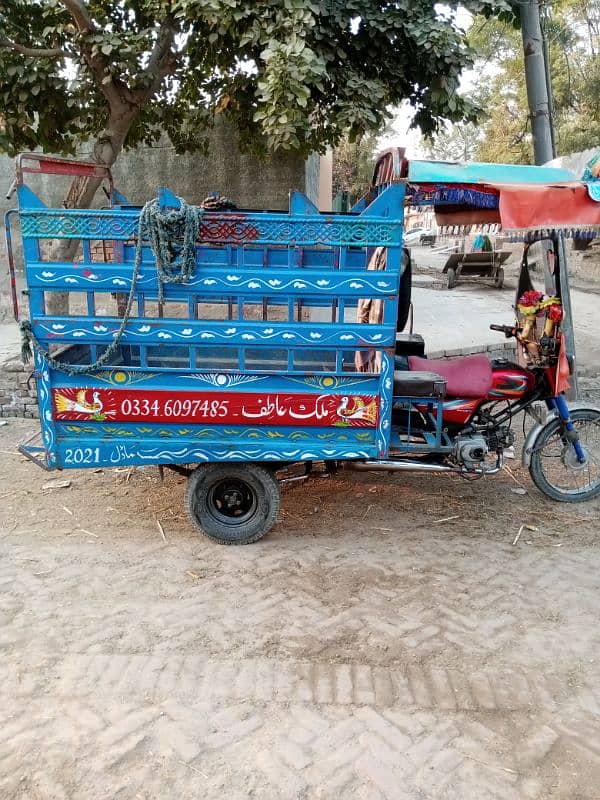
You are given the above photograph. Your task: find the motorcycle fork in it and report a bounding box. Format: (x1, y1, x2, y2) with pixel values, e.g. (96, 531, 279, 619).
(547, 395, 586, 463)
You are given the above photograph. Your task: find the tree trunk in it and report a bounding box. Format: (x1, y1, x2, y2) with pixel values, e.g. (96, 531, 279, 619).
(45, 111, 136, 316)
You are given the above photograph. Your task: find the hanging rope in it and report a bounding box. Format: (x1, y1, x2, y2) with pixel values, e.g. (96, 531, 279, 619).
(142, 196, 203, 303)
(20, 195, 203, 374)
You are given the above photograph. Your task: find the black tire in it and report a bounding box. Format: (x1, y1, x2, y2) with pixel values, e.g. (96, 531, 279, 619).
(185, 463, 281, 544)
(396, 250, 412, 332)
(529, 408, 600, 502)
(494, 267, 504, 289)
(447, 267, 457, 289)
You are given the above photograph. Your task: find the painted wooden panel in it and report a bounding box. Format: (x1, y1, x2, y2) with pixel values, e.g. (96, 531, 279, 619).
(52, 387, 379, 428)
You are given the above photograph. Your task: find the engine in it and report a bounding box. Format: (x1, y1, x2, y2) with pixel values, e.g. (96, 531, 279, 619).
(454, 434, 489, 469)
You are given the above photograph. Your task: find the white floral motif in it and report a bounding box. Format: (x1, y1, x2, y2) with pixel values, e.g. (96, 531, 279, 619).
(138, 325, 151, 333)
(41, 271, 55, 278)
(157, 332, 172, 339)
(182, 328, 193, 335)
(224, 327, 237, 335)
(112, 278, 127, 286)
(65, 277, 78, 284)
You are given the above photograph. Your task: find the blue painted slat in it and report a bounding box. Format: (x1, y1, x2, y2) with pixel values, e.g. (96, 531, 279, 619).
(55, 420, 377, 445)
(26, 262, 400, 297)
(33, 318, 396, 348)
(50, 369, 382, 394)
(18, 208, 402, 247)
(53, 438, 377, 469)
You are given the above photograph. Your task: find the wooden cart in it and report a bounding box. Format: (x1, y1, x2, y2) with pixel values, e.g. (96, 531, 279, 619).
(442, 250, 511, 289)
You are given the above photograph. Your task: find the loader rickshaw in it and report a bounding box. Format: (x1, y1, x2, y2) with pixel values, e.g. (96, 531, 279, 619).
(6, 149, 600, 543)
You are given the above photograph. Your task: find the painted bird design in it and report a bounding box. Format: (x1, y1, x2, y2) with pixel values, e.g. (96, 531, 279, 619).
(55, 390, 103, 415)
(336, 396, 378, 424)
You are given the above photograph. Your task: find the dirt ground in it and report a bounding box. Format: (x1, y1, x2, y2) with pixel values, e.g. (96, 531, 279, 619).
(1, 418, 600, 800)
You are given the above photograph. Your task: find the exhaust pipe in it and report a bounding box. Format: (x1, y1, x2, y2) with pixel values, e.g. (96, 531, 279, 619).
(346, 453, 504, 476)
(347, 459, 458, 473)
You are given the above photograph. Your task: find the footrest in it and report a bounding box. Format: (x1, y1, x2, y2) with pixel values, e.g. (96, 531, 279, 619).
(393, 371, 446, 398)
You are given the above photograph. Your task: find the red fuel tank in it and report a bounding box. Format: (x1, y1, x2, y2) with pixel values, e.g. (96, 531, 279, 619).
(485, 363, 535, 400)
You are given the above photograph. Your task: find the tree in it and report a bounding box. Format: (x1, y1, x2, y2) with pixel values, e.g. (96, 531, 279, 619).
(0, 0, 513, 311)
(1, 1, 514, 169)
(467, 1, 600, 165)
(332, 127, 396, 205)
(425, 120, 481, 162)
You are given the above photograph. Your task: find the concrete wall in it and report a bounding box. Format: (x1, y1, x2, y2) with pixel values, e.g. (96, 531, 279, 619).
(0, 119, 320, 320)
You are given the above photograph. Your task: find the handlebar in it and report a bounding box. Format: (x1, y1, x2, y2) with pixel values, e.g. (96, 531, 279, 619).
(490, 324, 517, 338)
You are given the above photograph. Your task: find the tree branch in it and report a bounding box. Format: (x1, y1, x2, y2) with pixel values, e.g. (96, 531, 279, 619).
(55, 0, 128, 109)
(59, 0, 95, 35)
(133, 21, 178, 103)
(0, 34, 67, 58)
(146, 24, 176, 80)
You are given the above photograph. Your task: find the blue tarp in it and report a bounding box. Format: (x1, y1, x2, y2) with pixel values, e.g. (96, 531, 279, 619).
(407, 160, 576, 186)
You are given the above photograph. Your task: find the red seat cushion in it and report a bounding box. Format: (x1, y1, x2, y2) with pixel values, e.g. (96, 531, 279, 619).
(408, 354, 493, 398)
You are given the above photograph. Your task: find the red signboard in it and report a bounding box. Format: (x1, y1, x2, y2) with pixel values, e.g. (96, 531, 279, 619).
(52, 388, 379, 428)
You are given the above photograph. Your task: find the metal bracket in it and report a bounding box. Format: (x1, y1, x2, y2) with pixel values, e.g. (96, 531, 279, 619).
(17, 444, 53, 471)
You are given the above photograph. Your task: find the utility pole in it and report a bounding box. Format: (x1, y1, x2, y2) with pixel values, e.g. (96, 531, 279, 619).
(520, 0, 554, 164)
(520, 0, 578, 397)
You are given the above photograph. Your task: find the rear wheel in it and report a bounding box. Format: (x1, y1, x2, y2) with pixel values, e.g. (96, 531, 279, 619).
(185, 463, 281, 544)
(529, 409, 600, 502)
(447, 267, 457, 289)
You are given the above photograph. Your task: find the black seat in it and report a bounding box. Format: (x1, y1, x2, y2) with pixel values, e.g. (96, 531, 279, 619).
(393, 371, 446, 398)
(395, 333, 425, 357)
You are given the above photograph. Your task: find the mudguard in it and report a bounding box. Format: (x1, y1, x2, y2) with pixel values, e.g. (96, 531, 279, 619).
(522, 404, 600, 468)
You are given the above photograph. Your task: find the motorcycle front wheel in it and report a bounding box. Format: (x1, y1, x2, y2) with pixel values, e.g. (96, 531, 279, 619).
(529, 408, 600, 502)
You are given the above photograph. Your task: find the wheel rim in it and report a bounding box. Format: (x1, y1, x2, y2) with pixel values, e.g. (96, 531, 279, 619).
(206, 478, 258, 526)
(536, 417, 600, 496)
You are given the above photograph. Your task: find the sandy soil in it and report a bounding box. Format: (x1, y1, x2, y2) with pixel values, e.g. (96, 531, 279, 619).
(1, 418, 600, 799)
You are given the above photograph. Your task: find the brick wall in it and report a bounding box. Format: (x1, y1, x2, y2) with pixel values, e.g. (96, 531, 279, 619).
(0, 358, 40, 418)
